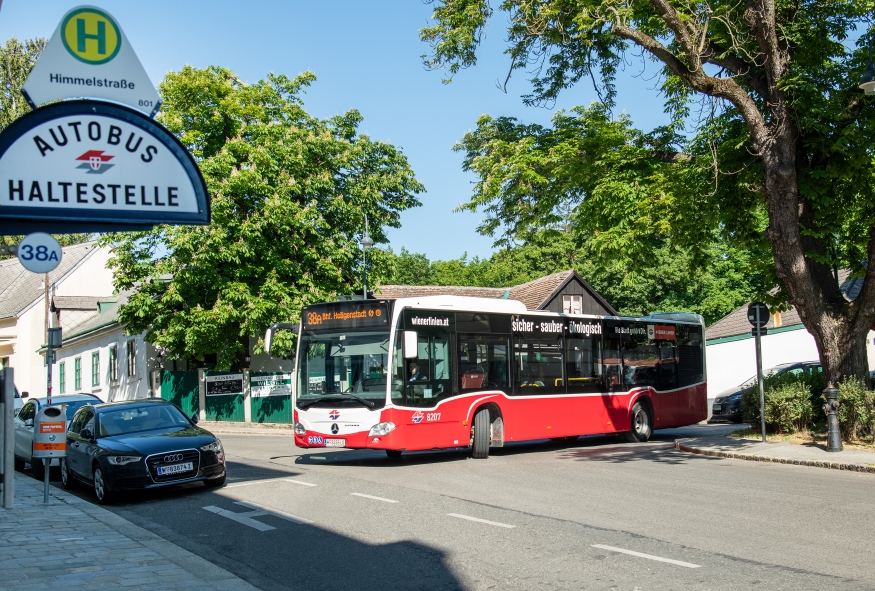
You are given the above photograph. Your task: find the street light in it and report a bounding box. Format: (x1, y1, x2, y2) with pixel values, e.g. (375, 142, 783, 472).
(860, 37, 875, 95)
(360, 214, 374, 299)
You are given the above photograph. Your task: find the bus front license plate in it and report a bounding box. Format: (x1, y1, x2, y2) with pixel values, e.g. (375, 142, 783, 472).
(324, 439, 346, 448)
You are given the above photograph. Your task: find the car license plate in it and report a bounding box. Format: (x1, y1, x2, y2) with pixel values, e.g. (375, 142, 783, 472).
(157, 462, 193, 475)
(324, 438, 346, 448)
(712, 405, 721, 413)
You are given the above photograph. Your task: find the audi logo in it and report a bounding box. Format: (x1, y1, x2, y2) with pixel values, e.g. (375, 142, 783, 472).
(163, 454, 184, 463)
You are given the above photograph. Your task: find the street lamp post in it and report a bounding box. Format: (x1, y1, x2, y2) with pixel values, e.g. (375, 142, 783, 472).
(360, 214, 374, 299)
(859, 37, 875, 95)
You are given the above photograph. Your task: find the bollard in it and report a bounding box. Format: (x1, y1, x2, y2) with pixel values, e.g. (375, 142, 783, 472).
(822, 382, 843, 452)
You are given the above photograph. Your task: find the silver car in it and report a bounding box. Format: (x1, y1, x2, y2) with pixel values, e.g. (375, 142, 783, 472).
(13, 394, 103, 479)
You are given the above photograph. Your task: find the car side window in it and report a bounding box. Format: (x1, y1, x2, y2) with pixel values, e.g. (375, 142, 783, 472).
(18, 401, 36, 422)
(68, 408, 88, 435)
(81, 409, 95, 437)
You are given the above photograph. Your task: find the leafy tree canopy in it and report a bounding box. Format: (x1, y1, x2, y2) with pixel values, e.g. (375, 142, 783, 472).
(102, 66, 423, 369)
(421, 0, 875, 382)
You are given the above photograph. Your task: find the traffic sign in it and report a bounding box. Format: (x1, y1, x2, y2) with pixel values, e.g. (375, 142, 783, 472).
(16, 233, 62, 274)
(22, 6, 161, 117)
(0, 100, 210, 234)
(747, 302, 769, 328)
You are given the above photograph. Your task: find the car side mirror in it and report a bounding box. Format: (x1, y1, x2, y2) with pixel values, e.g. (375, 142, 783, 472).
(191, 413, 200, 425)
(24, 418, 33, 427)
(21, 391, 29, 398)
(80, 428, 94, 441)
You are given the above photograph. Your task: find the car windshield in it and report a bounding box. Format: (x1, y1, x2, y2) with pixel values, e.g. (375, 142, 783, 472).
(297, 330, 390, 408)
(99, 405, 190, 436)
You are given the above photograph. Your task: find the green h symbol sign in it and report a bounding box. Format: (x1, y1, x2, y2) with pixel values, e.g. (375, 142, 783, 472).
(76, 18, 106, 55)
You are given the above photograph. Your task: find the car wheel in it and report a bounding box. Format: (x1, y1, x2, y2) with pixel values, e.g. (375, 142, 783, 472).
(472, 407, 490, 459)
(385, 450, 402, 459)
(31, 457, 45, 481)
(60, 458, 77, 490)
(92, 465, 114, 505)
(204, 473, 226, 488)
(623, 401, 653, 443)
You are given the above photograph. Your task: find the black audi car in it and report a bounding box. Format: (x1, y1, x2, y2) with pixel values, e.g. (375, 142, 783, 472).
(61, 398, 226, 504)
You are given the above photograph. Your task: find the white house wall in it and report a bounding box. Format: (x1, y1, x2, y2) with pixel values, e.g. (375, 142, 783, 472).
(706, 326, 875, 399)
(52, 327, 153, 403)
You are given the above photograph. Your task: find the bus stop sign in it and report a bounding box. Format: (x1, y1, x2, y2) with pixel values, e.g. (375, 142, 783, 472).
(747, 302, 769, 328)
(0, 99, 210, 235)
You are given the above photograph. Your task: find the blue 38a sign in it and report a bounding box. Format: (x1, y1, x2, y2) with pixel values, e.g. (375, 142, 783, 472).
(17, 232, 62, 273)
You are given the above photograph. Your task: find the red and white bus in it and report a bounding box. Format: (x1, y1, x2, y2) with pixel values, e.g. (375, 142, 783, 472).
(266, 296, 706, 459)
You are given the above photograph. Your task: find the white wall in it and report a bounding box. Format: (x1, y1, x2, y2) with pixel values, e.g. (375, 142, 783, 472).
(51, 327, 155, 403)
(3, 246, 115, 397)
(706, 326, 875, 398)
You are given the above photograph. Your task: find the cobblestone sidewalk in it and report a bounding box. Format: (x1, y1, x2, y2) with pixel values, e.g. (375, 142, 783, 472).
(0, 472, 259, 591)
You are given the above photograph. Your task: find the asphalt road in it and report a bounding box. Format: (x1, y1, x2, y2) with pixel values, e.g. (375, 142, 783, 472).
(56, 424, 875, 590)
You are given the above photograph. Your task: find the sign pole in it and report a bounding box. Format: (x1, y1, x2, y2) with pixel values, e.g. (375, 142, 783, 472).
(44, 317, 53, 503)
(755, 319, 766, 443)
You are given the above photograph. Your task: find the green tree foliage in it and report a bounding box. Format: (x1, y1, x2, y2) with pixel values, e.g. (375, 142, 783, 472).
(383, 228, 763, 325)
(0, 36, 90, 253)
(0, 37, 45, 131)
(421, 0, 875, 384)
(102, 67, 423, 369)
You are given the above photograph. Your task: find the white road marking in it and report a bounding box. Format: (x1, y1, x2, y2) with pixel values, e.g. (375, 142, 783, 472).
(447, 513, 515, 528)
(234, 501, 314, 525)
(57, 537, 84, 541)
(202, 505, 276, 531)
(225, 477, 292, 489)
(592, 544, 702, 569)
(350, 492, 399, 503)
(284, 479, 317, 487)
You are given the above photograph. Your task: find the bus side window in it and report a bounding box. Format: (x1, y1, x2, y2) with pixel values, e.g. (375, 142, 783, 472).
(513, 337, 565, 395)
(565, 337, 603, 393)
(458, 334, 509, 392)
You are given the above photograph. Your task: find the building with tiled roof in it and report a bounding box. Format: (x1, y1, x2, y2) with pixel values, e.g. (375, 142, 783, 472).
(376, 270, 617, 316)
(705, 269, 875, 405)
(0, 242, 115, 397)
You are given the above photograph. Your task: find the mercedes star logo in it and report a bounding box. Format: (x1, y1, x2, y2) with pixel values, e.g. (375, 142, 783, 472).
(331, 423, 339, 434)
(164, 453, 184, 463)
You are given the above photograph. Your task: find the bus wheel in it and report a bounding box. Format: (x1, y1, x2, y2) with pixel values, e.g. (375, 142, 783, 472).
(623, 401, 653, 443)
(385, 450, 402, 459)
(472, 408, 490, 459)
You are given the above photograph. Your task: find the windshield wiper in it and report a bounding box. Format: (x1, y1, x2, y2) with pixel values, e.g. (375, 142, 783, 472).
(298, 393, 375, 409)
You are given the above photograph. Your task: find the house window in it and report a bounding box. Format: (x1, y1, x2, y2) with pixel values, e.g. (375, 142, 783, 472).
(562, 295, 583, 314)
(109, 345, 119, 382)
(74, 357, 81, 391)
(59, 362, 66, 394)
(126, 341, 136, 378)
(91, 352, 100, 387)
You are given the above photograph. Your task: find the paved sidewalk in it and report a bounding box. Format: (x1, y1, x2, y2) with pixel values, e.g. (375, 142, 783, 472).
(0, 472, 259, 591)
(675, 434, 875, 474)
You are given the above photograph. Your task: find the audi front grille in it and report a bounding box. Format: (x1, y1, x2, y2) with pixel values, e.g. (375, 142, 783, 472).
(145, 449, 200, 483)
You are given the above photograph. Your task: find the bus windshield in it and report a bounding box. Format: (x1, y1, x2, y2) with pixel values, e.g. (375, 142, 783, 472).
(297, 330, 391, 409)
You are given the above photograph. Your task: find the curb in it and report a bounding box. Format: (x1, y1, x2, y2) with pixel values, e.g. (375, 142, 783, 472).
(674, 440, 875, 474)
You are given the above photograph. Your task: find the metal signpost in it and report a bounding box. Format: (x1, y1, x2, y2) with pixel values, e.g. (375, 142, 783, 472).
(0, 5, 211, 508)
(1, 368, 13, 509)
(748, 302, 769, 442)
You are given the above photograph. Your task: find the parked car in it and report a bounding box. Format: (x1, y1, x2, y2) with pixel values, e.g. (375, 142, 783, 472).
(13, 393, 103, 479)
(709, 361, 822, 423)
(13, 386, 27, 417)
(61, 398, 226, 504)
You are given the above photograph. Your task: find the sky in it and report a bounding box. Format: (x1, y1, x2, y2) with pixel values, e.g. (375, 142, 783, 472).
(0, 0, 672, 261)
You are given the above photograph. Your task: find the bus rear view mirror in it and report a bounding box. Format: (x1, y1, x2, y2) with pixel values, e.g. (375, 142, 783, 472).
(403, 331, 418, 359)
(264, 322, 299, 356)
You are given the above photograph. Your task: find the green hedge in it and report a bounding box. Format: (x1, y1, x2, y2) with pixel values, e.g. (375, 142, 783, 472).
(742, 371, 875, 439)
(741, 371, 821, 434)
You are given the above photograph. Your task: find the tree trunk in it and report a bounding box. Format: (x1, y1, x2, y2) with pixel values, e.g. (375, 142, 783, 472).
(760, 132, 873, 386)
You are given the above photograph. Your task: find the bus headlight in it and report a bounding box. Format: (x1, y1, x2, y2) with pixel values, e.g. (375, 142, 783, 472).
(368, 422, 395, 437)
(294, 422, 306, 435)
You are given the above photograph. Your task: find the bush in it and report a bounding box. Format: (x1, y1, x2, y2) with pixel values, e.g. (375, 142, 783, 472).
(741, 371, 822, 434)
(837, 378, 875, 440)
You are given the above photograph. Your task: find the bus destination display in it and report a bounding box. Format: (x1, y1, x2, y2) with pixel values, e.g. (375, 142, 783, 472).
(303, 301, 390, 331)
